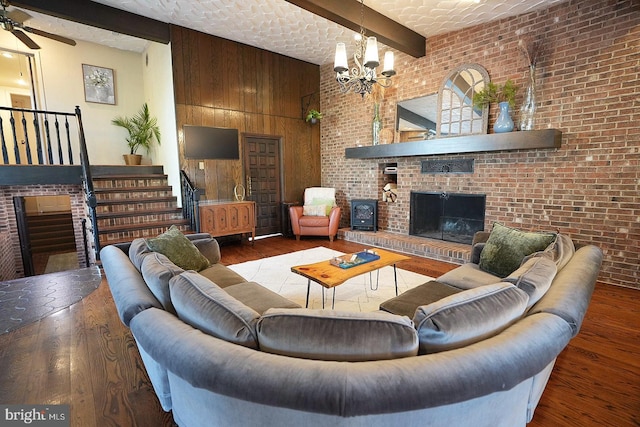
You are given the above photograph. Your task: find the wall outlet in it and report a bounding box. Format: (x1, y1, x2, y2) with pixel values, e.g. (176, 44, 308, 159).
(198, 161, 205, 170)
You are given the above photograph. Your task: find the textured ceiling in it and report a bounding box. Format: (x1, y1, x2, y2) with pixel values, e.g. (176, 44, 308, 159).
(5, 0, 567, 65)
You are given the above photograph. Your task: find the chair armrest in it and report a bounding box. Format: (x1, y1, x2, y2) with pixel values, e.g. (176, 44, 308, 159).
(289, 206, 304, 235)
(328, 207, 342, 235)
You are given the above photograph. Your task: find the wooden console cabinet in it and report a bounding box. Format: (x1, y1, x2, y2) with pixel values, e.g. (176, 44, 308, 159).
(199, 201, 256, 243)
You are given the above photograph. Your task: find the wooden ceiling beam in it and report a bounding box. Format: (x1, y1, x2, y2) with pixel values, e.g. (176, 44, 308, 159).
(284, 0, 425, 58)
(11, 0, 170, 44)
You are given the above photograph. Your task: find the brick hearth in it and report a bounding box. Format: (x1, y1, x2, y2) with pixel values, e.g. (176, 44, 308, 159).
(338, 228, 470, 265)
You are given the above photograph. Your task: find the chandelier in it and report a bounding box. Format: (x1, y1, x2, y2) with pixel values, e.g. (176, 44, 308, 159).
(333, 0, 395, 97)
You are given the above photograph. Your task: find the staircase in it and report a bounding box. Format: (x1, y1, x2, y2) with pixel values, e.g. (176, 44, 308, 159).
(92, 165, 190, 248)
(26, 212, 76, 253)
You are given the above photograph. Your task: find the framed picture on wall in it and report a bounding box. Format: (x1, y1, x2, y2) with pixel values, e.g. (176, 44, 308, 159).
(82, 64, 116, 105)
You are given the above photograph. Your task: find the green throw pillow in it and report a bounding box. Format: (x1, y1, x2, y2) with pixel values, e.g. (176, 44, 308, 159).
(478, 223, 556, 278)
(145, 225, 210, 271)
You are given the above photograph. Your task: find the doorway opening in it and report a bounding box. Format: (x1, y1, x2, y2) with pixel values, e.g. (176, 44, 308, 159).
(15, 195, 78, 276)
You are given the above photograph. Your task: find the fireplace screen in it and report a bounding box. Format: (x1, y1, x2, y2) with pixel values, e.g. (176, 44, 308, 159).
(410, 192, 485, 244)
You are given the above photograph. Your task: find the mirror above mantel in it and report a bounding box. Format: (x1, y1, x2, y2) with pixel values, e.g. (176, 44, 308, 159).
(397, 63, 490, 142)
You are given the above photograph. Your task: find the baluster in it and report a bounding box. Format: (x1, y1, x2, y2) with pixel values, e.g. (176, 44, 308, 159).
(65, 116, 73, 165)
(0, 116, 8, 164)
(44, 114, 54, 164)
(54, 115, 63, 164)
(33, 112, 44, 164)
(9, 115, 20, 164)
(21, 112, 33, 164)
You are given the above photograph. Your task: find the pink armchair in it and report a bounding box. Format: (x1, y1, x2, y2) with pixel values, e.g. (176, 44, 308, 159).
(289, 187, 342, 242)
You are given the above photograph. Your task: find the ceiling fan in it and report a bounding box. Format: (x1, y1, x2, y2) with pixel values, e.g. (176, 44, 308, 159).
(1, 0, 76, 49)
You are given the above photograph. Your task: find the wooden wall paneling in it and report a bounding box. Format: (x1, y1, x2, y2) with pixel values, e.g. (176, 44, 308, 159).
(198, 31, 214, 108)
(170, 26, 185, 104)
(186, 29, 201, 106)
(242, 47, 258, 114)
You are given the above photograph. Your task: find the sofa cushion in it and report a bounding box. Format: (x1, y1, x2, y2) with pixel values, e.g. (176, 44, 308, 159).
(129, 238, 151, 272)
(523, 233, 575, 272)
(299, 216, 330, 227)
(191, 237, 221, 265)
(504, 256, 557, 308)
(478, 223, 556, 278)
(199, 263, 247, 288)
(413, 282, 529, 354)
(146, 225, 210, 272)
(304, 187, 336, 215)
(141, 252, 184, 314)
(437, 263, 501, 290)
(224, 281, 301, 314)
(169, 271, 260, 349)
(257, 308, 418, 361)
(379, 280, 462, 318)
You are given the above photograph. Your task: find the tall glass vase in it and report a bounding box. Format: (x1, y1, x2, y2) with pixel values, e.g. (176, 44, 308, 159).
(519, 65, 537, 131)
(372, 103, 382, 145)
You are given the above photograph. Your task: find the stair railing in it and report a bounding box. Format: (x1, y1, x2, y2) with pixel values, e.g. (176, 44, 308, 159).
(180, 170, 201, 232)
(0, 105, 80, 165)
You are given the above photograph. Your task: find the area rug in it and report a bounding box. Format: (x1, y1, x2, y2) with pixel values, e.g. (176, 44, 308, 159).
(228, 247, 433, 312)
(44, 252, 80, 274)
(0, 266, 102, 334)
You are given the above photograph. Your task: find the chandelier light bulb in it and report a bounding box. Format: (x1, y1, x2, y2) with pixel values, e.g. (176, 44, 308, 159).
(382, 51, 396, 77)
(363, 36, 380, 69)
(334, 42, 348, 73)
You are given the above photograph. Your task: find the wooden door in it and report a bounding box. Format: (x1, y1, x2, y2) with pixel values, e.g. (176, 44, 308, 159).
(243, 135, 282, 237)
(10, 94, 33, 164)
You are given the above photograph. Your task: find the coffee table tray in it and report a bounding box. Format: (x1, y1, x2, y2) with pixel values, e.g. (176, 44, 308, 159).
(330, 251, 380, 269)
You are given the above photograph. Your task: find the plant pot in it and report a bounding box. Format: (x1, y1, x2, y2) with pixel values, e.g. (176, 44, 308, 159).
(123, 154, 142, 165)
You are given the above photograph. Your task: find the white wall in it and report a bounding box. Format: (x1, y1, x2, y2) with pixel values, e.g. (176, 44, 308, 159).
(142, 42, 182, 204)
(0, 31, 181, 202)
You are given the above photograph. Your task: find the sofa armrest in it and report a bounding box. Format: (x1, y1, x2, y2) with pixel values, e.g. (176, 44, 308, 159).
(101, 245, 162, 326)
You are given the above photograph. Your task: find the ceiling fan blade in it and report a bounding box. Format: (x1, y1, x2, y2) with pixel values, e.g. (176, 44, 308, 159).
(7, 9, 31, 24)
(10, 28, 40, 49)
(22, 25, 76, 46)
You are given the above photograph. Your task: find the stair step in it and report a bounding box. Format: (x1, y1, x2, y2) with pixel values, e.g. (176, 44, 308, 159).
(98, 224, 192, 246)
(97, 213, 185, 228)
(94, 186, 173, 194)
(92, 175, 169, 189)
(96, 196, 177, 206)
(98, 219, 190, 235)
(29, 229, 75, 240)
(96, 207, 183, 219)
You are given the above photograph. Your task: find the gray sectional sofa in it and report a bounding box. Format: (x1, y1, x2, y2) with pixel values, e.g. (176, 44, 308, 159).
(100, 226, 603, 427)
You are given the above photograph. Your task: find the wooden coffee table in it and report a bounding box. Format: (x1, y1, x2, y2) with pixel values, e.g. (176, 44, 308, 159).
(291, 248, 410, 309)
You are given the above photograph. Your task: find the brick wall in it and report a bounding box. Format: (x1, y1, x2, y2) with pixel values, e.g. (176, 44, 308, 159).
(0, 185, 90, 280)
(320, 0, 639, 288)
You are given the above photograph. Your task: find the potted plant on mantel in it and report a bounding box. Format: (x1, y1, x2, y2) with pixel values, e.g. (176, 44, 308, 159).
(473, 80, 518, 133)
(112, 103, 161, 165)
(305, 109, 323, 124)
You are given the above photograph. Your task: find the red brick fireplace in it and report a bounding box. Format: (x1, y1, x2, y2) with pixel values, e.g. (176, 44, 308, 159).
(320, 0, 639, 288)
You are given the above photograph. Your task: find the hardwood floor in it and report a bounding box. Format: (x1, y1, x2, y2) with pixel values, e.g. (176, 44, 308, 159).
(0, 236, 637, 426)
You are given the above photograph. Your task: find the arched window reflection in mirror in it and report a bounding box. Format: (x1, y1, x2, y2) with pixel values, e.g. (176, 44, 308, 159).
(437, 64, 489, 137)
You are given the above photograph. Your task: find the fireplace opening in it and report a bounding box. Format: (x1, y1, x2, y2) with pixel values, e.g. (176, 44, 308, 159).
(410, 191, 486, 244)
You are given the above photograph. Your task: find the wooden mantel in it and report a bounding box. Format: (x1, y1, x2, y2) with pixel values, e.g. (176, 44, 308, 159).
(345, 129, 562, 159)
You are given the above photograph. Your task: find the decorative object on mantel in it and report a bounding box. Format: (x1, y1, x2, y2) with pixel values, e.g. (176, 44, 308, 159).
(305, 109, 323, 124)
(473, 80, 518, 133)
(494, 102, 514, 133)
(112, 103, 161, 165)
(518, 36, 545, 131)
(333, 0, 396, 97)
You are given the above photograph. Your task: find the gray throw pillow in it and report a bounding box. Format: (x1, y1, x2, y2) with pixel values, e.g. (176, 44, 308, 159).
(478, 223, 556, 277)
(413, 282, 529, 354)
(169, 271, 260, 349)
(141, 252, 184, 314)
(257, 308, 418, 361)
(146, 225, 210, 272)
(504, 256, 557, 308)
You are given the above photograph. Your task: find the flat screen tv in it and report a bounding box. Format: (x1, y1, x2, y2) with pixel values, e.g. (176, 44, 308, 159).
(183, 125, 240, 159)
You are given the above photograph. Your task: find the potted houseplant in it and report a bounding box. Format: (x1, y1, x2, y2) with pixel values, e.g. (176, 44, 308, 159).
(473, 80, 518, 133)
(305, 109, 323, 124)
(112, 103, 161, 165)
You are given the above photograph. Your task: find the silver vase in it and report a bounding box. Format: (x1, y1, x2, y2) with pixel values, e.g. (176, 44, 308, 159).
(519, 65, 537, 131)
